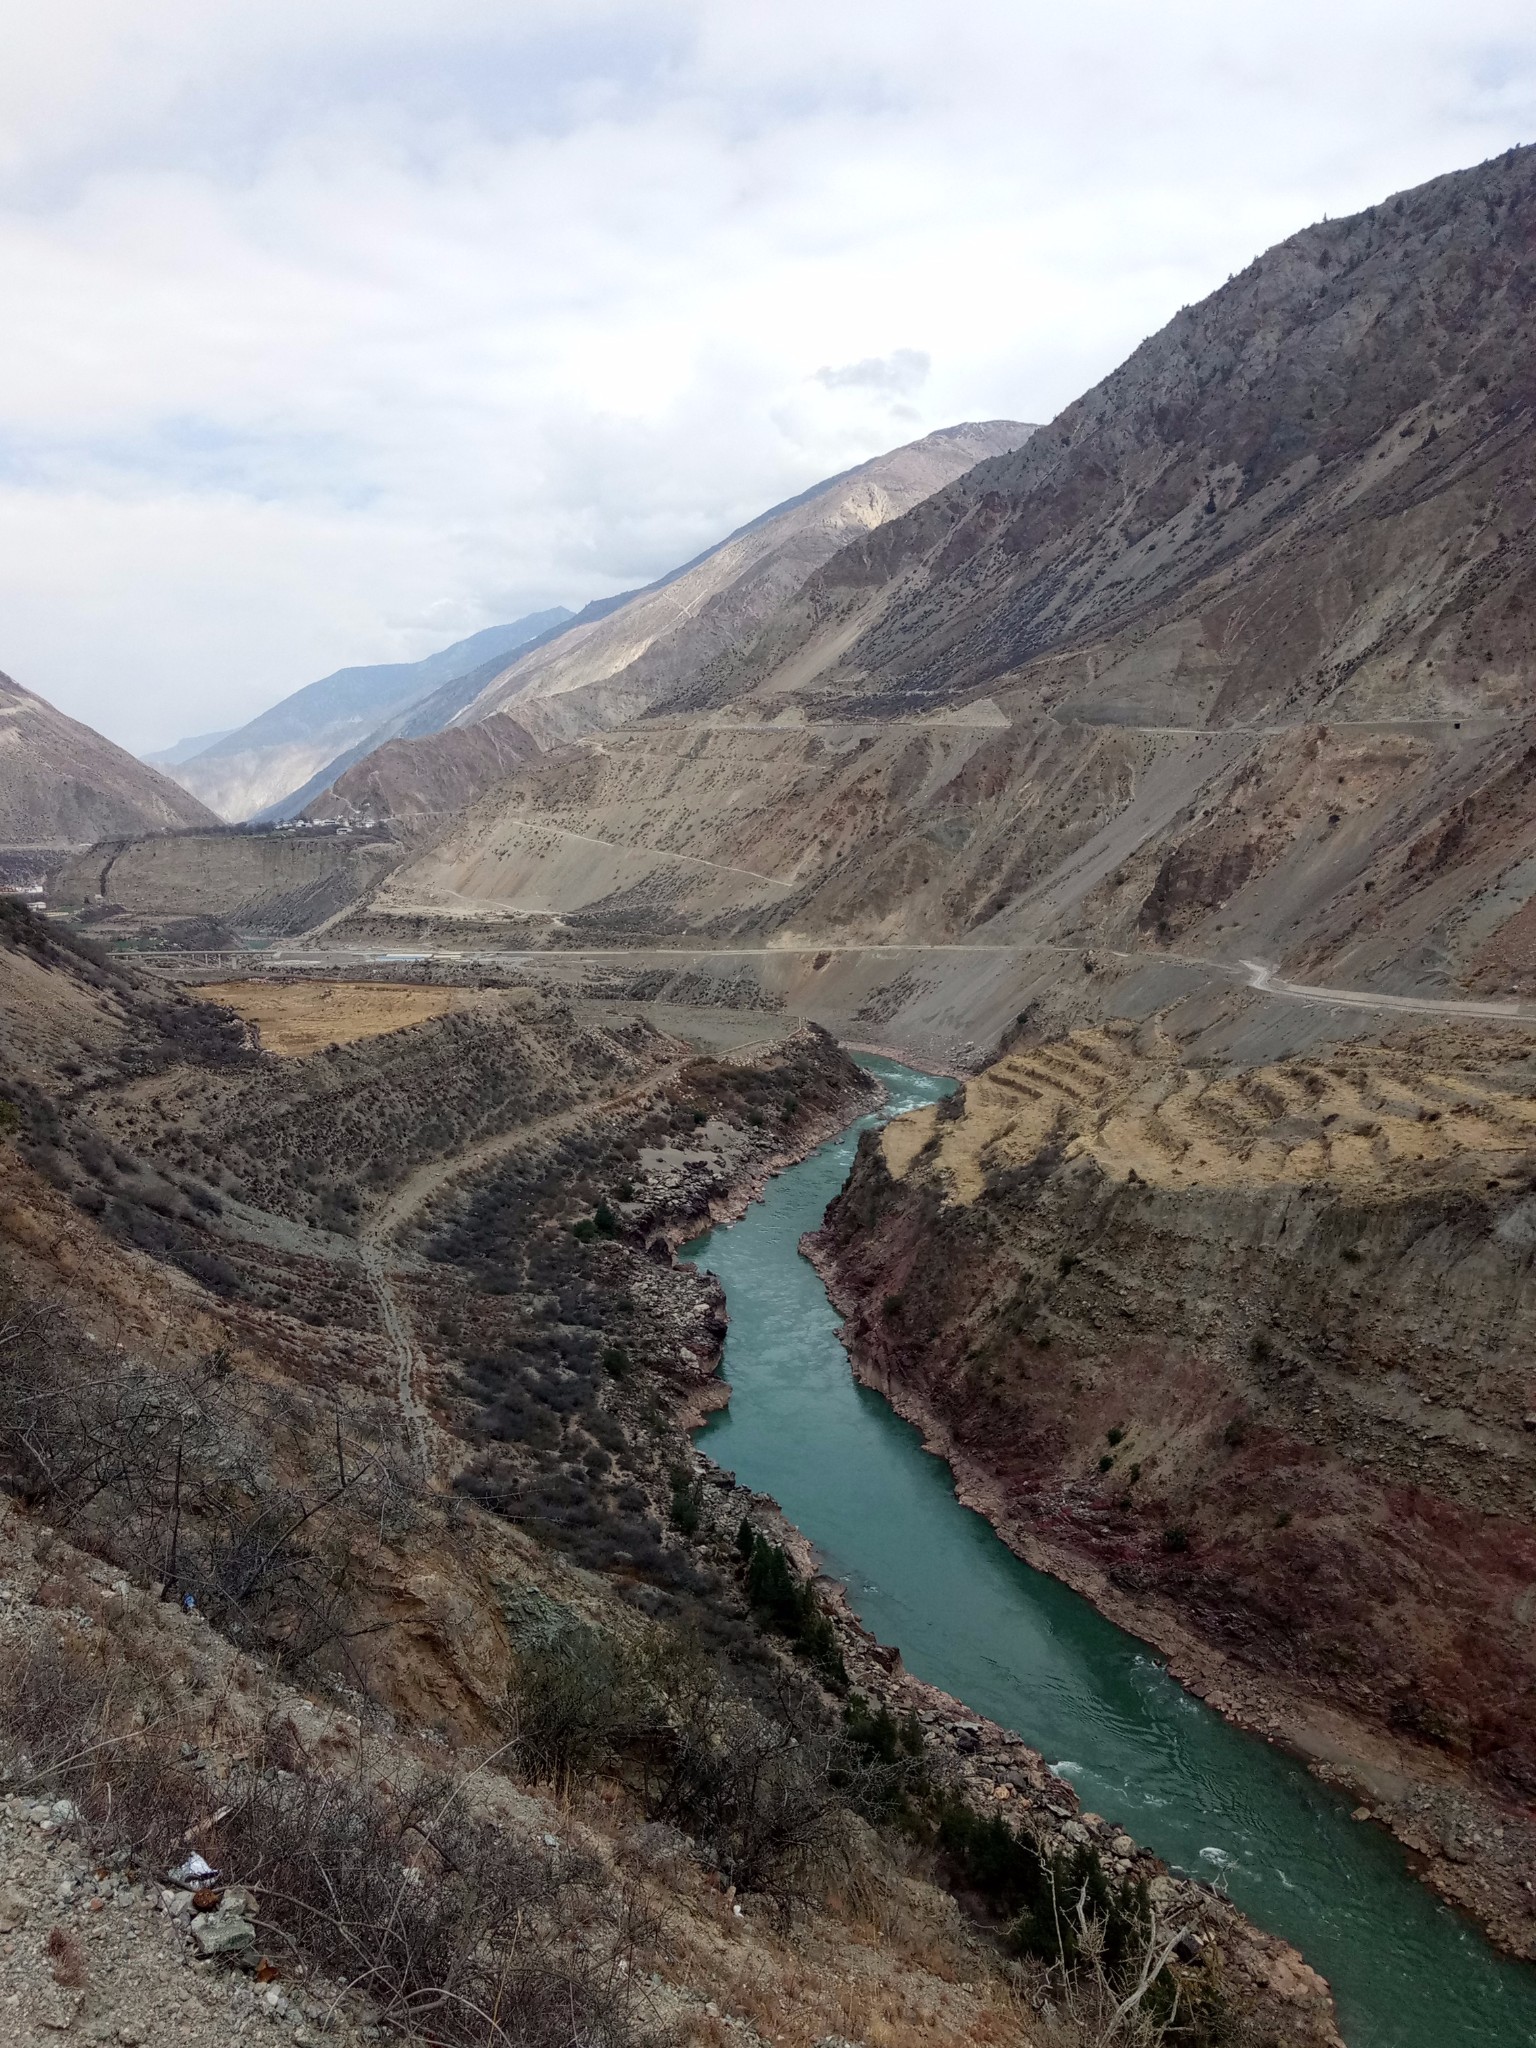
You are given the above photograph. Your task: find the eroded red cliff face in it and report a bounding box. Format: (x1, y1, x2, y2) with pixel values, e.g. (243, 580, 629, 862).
(811, 1025, 1536, 1955)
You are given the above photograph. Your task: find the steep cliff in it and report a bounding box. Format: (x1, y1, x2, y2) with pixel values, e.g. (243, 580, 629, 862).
(813, 1023, 1536, 1954)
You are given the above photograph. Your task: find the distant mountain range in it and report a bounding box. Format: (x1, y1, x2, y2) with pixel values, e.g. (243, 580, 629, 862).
(157, 611, 573, 822)
(142, 728, 234, 769)
(301, 422, 1033, 822)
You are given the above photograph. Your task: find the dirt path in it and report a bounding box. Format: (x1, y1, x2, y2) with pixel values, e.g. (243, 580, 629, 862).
(358, 1058, 684, 1477)
(267, 936, 1536, 1027)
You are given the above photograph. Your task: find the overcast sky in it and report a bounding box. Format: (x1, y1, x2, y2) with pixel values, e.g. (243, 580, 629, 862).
(3, 2, 1533, 752)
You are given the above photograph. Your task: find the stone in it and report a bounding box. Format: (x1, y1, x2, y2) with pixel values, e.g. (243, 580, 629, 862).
(192, 1911, 257, 1958)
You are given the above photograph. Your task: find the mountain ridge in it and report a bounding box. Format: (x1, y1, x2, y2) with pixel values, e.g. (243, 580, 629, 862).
(300, 422, 1034, 821)
(0, 669, 218, 854)
(165, 609, 573, 821)
(665, 143, 1536, 726)
(368, 144, 1536, 1023)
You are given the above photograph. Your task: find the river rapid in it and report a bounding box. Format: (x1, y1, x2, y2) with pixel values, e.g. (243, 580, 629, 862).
(682, 1054, 1536, 2048)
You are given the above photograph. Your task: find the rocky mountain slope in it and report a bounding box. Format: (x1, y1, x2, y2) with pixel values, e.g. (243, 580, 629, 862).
(164, 611, 572, 822)
(369, 144, 1536, 1025)
(812, 1020, 1536, 1958)
(302, 423, 1032, 823)
(0, 669, 217, 855)
(674, 149, 1535, 732)
(0, 903, 1340, 2048)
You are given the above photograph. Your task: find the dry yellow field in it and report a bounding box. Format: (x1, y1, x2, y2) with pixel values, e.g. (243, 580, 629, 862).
(200, 979, 484, 1055)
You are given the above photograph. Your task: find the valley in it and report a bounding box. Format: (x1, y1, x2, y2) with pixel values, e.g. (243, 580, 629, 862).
(813, 1024, 1536, 1961)
(0, 909, 1346, 2048)
(5, 138, 1536, 2048)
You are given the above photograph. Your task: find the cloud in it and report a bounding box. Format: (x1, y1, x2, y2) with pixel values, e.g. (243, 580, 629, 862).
(816, 349, 931, 395)
(0, 1, 1533, 750)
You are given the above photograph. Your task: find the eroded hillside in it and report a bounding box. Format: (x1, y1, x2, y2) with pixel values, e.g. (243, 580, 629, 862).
(813, 1021, 1536, 1957)
(299, 422, 1033, 828)
(0, 670, 216, 859)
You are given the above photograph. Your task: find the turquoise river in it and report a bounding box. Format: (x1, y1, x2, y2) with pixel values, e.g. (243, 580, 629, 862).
(683, 1055, 1536, 2048)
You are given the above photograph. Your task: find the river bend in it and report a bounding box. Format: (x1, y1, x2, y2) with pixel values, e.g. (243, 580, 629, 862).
(683, 1055, 1536, 2048)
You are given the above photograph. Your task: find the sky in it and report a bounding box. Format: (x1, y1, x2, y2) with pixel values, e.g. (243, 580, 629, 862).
(2, 2, 1534, 753)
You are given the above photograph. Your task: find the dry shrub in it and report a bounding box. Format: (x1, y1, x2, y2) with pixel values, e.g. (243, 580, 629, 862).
(208, 1765, 639, 2048)
(45, 1925, 87, 1986)
(507, 1625, 854, 1914)
(0, 1633, 112, 1786)
(0, 1270, 416, 1686)
(0, 1631, 209, 1865)
(0, 1633, 643, 2048)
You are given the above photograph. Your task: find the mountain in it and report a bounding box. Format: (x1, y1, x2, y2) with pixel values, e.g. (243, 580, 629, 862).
(300, 423, 1033, 820)
(142, 728, 233, 768)
(0, 669, 218, 851)
(165, 610, 573, 822)
(352, 145, 1536, 1952)
(374, 145, 1536, 1024)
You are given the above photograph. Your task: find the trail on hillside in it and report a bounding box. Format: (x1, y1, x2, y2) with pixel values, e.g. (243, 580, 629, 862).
(358, 1055, 689, 1477)
(270, 937, 1536, 1028)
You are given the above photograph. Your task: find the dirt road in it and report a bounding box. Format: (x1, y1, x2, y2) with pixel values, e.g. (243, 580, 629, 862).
(1239, 958, 1536, 1023)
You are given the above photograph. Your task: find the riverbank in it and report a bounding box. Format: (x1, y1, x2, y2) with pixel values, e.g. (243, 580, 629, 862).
(685, 1053, 1536, 2048)
(693, 1452, 1343, 2043)
(680, 1063, 1353, 2047)
(803, 1029, 1536, 1970)
(808, 1232, 1536, 1964)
